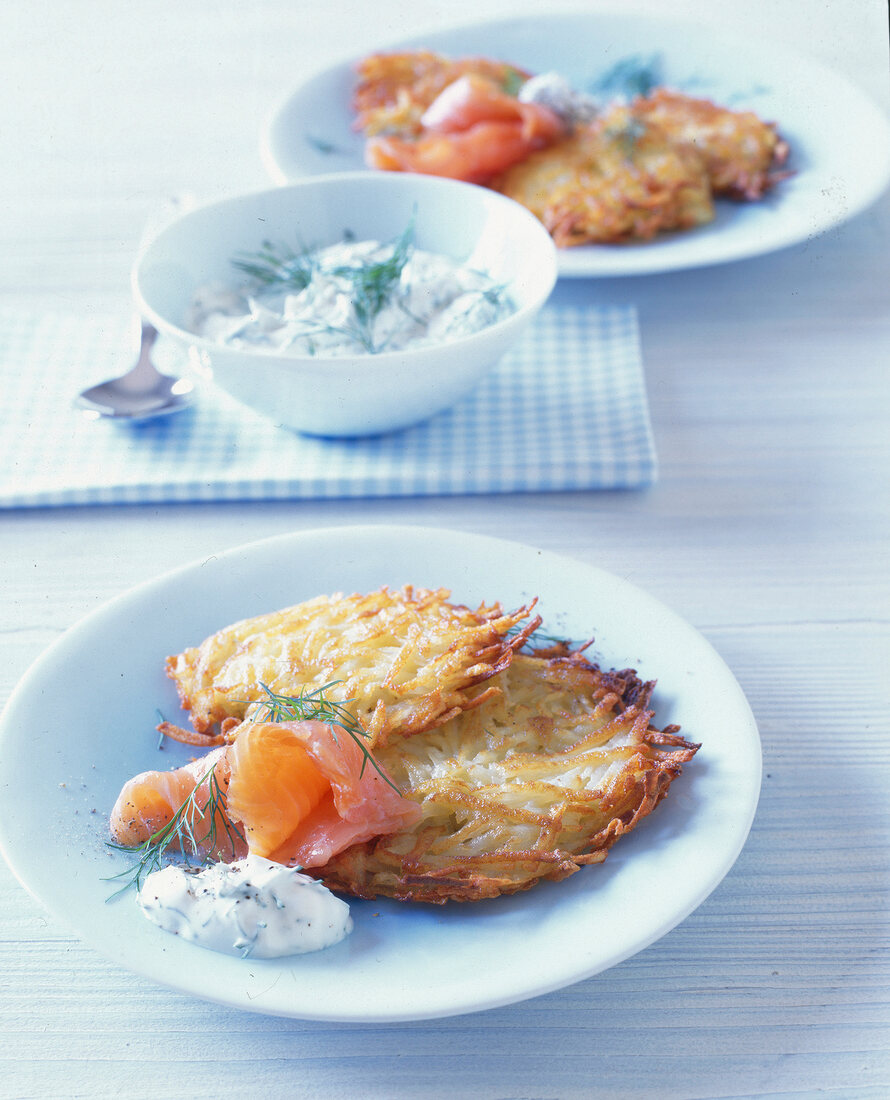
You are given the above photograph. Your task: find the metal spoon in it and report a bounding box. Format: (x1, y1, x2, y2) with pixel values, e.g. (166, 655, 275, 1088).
(75, 321, 194, 421)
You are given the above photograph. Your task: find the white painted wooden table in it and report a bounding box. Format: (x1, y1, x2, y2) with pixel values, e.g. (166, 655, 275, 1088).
(2, 1, 888, 1096)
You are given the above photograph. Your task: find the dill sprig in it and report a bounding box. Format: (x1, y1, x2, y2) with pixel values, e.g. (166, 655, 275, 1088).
(105, 763, 244, 899)
(246, 680, 359, 728)
(500, 66, 527, 97)
(107, 683, 398, 898)
(230, 219, 416, 353)
(231, 239, 316, 292)
(479, 283, 510, 309)
(592, 53, 663, 99)
(507, 618, 595, 654)
(247, 681, 400, 793)
(509, 623, 577, 651)
(331, 216, 415, 351)
(304, 133, 347, 155)
(605, 116, 647, 159)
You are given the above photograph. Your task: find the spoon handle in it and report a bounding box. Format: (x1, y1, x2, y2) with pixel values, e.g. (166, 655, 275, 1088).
(116, 322, 161, 392)
(140, 321, 158, 350)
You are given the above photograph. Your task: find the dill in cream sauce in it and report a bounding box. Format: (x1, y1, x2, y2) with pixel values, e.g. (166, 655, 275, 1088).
(185, 222, 515, 357)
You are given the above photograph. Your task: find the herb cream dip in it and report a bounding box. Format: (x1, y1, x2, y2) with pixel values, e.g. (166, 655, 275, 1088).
(185, 226, 515, 357)
(137, 854, 353, 959)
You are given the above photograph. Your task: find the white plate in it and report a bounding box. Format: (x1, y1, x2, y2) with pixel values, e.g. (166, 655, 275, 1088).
(261, 12, 890, 278)
(0, 526, 760, 1021)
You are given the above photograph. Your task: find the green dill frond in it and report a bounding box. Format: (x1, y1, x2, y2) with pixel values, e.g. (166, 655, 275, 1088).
(232, 217, 417, 353)
(105, 761, 244, 900)
(501, 67, 527, 97)
(247, 682, 401, 793)
(305, 133, 343, 155)
(332, 214, 416, 351)
(508, 622, 579, 652)
(246, 680, 360, 730)
(481, 283, 510, 308)
(592, 53, 663, 100)
(604, 116, 647, 159)
(232, 238, 316, 292)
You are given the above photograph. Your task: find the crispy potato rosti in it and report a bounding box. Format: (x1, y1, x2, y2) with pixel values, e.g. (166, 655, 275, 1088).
(631, 88, 790, 200)
(317, 651, 699, 903)
(351, 48, 792, 247)
(165, 586, 539, 748)
(494, 104, 715, 246)
(353, 50, 530, 137)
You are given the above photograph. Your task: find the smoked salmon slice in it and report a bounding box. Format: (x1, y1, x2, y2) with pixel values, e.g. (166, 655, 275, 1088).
(109, 720, 421, 871)
(109, 745, 244, 859)
(226, 720, 422, 868)
(365, 74, 565, 185)
(419, 74, 561, 137)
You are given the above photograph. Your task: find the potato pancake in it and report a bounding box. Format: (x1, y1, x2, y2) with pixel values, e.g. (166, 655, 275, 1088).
(495, 104, 714, 246)
(632, 88, 790, 200)
(351, 48, 792, 247)
(166, 586, 538, 747)
(317, 651, 699, 903)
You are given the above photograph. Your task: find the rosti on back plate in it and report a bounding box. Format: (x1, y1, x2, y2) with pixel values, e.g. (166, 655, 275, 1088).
(317, 649, 700, 903)
(165, 586, 539, 749)
(494, 102, 715, 247)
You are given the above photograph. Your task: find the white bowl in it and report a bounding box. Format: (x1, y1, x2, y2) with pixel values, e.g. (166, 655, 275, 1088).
(133, 173, 557, 436)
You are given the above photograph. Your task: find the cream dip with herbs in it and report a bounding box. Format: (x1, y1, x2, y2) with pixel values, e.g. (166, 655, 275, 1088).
(185, 224, 515, 357)
(137, 855, 353, 959)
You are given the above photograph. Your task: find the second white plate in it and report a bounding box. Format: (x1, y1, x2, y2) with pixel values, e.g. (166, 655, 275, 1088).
(0, 525, 760, 1021)
(261, 13, 890, 277)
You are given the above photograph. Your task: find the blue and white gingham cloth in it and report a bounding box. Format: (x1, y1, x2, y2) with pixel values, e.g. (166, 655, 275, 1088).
(0, 303, 656, 508)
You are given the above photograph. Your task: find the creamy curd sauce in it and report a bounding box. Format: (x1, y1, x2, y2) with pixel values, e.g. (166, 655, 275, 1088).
(137, 855, 353, 958)
(518, 72, 599, 130)
(186, 237, 515, 357)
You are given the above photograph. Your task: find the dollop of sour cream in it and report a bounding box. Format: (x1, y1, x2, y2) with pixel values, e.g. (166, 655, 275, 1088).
(519, 72, 599, 130)
(137, 855, 353, 959)
(185, 237, 515, 357)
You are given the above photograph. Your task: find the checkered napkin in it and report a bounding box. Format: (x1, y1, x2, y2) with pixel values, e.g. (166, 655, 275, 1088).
(0, 302, 656, 508)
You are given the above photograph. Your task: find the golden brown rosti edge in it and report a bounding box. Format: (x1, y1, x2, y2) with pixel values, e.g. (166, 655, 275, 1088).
(164, 586, 540, 750)
(494, 103, 715, 247)
(316, 649, 700, 903)
(630, 88, 791, 201)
